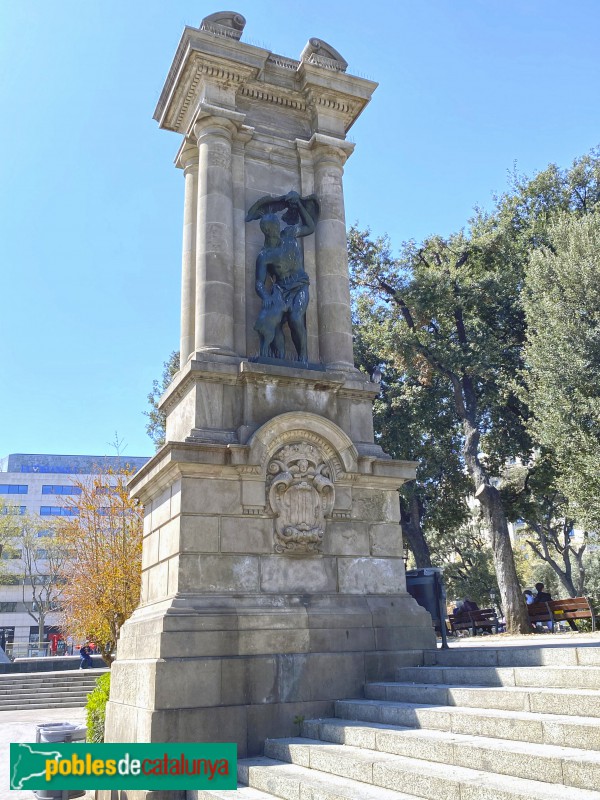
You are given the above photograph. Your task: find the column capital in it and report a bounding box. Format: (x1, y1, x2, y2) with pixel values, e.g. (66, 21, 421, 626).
(175, 138, 199, 172)
(298, 133, 355, 166)
(192, 103, 246, 143)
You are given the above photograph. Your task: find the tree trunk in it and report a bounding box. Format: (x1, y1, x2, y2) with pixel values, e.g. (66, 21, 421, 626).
(400, 493, 432, 568)
(550, 566, 577, 598)
(461, 403, 530, 634)
(476, 484, 530, 633)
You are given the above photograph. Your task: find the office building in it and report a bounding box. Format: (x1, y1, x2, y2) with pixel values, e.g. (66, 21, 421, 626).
(0, 453, 148, 652)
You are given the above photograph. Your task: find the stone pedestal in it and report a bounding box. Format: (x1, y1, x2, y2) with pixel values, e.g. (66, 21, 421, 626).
(108, 410, 434, 755)
(103, 13, 435, 798)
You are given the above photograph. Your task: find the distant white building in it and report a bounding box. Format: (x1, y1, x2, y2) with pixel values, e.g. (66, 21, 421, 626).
(0, 453, 148, 652)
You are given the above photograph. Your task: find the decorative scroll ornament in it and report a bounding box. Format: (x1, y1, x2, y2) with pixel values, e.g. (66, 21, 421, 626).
(267, 443, 335, 554)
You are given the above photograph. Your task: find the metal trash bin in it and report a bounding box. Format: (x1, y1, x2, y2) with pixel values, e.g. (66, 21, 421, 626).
(405, 567, 449, 648)
(33, 722, 87, 800)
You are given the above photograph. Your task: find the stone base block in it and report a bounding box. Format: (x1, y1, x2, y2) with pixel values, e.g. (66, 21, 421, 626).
(104, 591, 435, 758)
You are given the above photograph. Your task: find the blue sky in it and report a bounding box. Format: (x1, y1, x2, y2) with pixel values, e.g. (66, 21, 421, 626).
(1, 1, 599, 460)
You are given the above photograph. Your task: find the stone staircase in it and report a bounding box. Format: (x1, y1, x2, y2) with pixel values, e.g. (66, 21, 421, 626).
(197, 643, 600, 799)
(0, 668, 107, 710)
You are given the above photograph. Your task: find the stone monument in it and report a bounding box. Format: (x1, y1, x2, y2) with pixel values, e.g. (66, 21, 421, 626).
(103, 11, 435, 791)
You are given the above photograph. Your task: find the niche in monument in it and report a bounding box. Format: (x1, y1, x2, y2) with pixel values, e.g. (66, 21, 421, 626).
(246, 191, 320, 368)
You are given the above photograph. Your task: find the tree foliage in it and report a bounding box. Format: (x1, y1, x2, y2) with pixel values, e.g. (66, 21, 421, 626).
(354, 317, 470, 567)
(144, 350, 180, 451)
(523, 210, 600, 531)
(55, 468, 143, 664)
(349, 148, 600, 632)
(349, 222, 531, 633)
(427, 515, 500, 609)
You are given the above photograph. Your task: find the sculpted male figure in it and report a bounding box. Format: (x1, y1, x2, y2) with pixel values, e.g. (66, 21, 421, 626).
(246, 191, 320, 364)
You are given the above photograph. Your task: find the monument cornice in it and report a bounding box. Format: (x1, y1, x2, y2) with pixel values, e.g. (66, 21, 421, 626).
(159, 357, 241, 416)
(160, 357, 380, 418)
(155, 42, 267, 133)
(128, 441, 242, 504)
(129, 439, 417, 507)
(297, 62, 378, 133)
(239, 83, 307, 113)
(155, 28, 377, 136)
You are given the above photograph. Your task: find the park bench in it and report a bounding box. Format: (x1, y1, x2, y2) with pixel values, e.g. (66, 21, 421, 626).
(549, 597, 596, 631)
(527, 597, 596, 631)
(448, 607, 499, 636)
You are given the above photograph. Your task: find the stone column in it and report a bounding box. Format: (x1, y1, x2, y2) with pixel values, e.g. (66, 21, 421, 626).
(194, 116, 237, 358)
(312, 137, 356, 371)
(178, 143, 198, 365)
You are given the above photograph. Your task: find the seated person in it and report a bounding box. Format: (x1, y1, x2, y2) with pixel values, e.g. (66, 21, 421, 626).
(535, 582, 578, 631)
(523, 589, 535, 605)
(534, 582, 552, 602)
(453, 599, 466, 615)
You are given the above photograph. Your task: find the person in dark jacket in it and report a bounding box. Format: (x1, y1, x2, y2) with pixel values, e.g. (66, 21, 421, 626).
(534, 583, 552, 603)
(79, 644, 93, 669)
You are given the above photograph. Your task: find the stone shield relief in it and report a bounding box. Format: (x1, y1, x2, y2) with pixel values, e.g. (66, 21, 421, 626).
(266, 442, 335, 554)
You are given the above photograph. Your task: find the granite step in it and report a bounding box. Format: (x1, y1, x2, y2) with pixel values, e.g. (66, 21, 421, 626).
(0, 676, 101, 686)
(300, 717, 600, 789)
(396, 665, 600, 689)
(239, 756, 427, 800)
(0, 697, 91, 710)
(0, 697, 87, 708)
(0, 683, 97, 692)
(335, 698, 600, 751)
(0, 668, 107, 679)
(259, 739, 600, 800)
(192, 787, 284, 800)
(365, 680, 600, 717)
(423, 645, 600, 668)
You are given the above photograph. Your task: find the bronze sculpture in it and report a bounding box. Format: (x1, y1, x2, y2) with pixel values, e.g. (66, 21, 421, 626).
(245, 191, 320, 365)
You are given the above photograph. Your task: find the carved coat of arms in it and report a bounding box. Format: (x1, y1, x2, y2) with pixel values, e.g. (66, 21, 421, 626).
(267, 443, 335, 554)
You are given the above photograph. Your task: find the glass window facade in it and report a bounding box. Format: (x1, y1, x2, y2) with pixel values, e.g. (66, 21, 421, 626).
(42, 485, 82, 495)
(39, 506, 79, 517)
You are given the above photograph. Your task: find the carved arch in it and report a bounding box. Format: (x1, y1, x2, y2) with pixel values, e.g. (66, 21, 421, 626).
(248, 411, 358, 478)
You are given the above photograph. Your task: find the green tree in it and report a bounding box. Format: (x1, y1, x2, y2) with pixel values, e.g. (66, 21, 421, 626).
(354, 322, 470, 567)
(523, 211, 600, 531)
(144, 350, 180, 451)
(349, 225, 531, 633)
(427, 515, 500, 610)
(349, 147, 600, 634)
